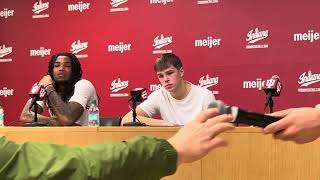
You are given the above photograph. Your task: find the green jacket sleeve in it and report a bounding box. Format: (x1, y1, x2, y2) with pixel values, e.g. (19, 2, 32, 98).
(0, 135, 177, 180)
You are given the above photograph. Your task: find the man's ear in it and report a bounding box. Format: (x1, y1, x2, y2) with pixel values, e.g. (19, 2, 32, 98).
(179, 68, 184, 77)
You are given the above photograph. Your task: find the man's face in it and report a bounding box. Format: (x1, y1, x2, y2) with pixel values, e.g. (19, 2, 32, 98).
(53, 56, 72, 83)
(157, 65, 184, 92)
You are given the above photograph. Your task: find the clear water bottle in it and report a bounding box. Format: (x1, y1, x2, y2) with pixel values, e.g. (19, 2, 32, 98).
(88, 100, 99, 126)
(0, 105, 4, 127)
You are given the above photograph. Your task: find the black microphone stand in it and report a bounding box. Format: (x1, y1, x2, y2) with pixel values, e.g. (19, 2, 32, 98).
(23, 98, 49, 127)
(123, 96, 146, 126)
(264, 92, 274, 113)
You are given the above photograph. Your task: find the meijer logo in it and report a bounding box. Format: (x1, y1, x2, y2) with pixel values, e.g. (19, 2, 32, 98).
(32, 0, 49, 18)
(294, 30, 320, 43)
(0, 87, 14, 97)
(195, 36, 221, 48)
(107, 42, 131, 53)
(150, 84, 162, 92)
(30, 47, 51, 57)
(68, 1, 91, 12)
(243, 78, 266, 90)
(246, 28, 268, 49)
(0, 8, 14, 19)
(110, 0, 129, 12)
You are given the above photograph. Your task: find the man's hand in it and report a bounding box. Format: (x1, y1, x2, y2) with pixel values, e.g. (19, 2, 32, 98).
(263, 107, 320, 144)
(38, 75, 54, 87)
(167, 108, 234, 165)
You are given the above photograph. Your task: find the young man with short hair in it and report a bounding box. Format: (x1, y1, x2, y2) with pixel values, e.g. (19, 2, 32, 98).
(122, 53, 216, 126)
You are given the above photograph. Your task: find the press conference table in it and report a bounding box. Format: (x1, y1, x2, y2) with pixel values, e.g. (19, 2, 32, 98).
(0, 127, 319, 180)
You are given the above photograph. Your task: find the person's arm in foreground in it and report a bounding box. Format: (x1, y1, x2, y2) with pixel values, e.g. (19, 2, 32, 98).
(263, 107, 320, 144)
(0, 109, 234, 180)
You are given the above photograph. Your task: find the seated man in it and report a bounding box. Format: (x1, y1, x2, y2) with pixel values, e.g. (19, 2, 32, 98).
(20, 52, 98, 126)
(121, 53, 216, 126)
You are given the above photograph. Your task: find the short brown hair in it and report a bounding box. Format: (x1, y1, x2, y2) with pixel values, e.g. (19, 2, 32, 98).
(154, 53, 183, 72)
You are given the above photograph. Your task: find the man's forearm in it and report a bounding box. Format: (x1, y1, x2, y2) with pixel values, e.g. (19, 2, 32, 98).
(122, 113, 165, 126)
(0, 136, 177, 180)
(21, 113, 58, 125)
(44, 85, 84, 126)
(45, 86, 71, 116)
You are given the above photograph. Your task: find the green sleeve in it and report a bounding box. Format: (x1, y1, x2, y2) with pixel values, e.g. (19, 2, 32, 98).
(0, 136, 177, 180)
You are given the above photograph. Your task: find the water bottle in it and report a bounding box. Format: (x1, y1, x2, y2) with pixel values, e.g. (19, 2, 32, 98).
(0, 105, 4, 127)
(88, 100, 99, 126)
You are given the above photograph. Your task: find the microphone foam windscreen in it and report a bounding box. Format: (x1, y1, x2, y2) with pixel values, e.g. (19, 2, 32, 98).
(208, 100, 229, 115)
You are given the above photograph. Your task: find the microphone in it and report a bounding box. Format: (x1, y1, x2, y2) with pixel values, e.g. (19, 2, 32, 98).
(263, 75, 282, 97)
(123, 88, 148, 126)
(129, 88, 148, 102)
(208, 100, 280, 127)
(24, 83, 49, 127)
(262, 75, 282, 113)
(29, 83, 46, 106)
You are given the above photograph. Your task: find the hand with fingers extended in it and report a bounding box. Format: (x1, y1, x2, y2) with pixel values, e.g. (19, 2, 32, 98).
(167, 108, 234, 165)
(263, 107, 320, 144)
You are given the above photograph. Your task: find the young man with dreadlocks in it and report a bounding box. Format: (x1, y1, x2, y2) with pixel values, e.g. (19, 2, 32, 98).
(122, 53, 216, 126)
(20, 52, 98, 126)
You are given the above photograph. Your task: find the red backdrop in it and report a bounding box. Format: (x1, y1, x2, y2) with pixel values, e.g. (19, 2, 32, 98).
(1, 0, 319, 125)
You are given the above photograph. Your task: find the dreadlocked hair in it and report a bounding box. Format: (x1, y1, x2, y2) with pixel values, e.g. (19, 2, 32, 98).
(48, 52, 82, 103)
